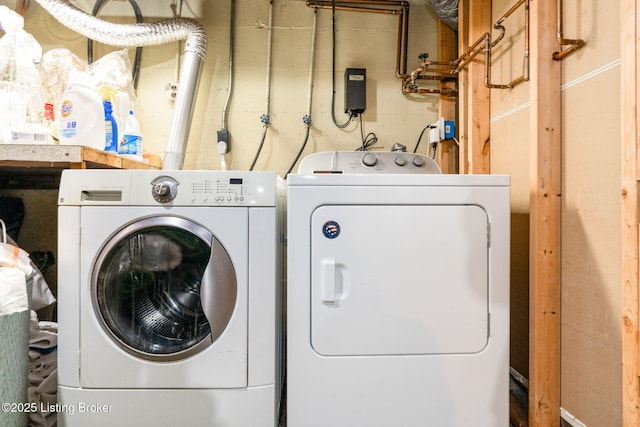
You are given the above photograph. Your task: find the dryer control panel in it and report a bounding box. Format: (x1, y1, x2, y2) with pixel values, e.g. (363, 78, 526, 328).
(297, 151, 441, 174)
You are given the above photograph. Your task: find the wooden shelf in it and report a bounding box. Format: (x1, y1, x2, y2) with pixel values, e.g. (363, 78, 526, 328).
(0, 144, 161, 189)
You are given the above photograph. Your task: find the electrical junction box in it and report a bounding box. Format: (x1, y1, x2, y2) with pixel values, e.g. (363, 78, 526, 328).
(445, 120, 455, 139)
(345, 68, 366, 115)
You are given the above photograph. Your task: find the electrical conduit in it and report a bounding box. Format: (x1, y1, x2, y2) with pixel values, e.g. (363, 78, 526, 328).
(217, 0, 235, 171)
(285, 8, 317, 176)
(249, 0, 274, 171)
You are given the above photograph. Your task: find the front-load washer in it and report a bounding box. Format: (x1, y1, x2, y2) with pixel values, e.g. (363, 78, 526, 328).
(287, 151, 510, 427)
(57, 169, 284, 426)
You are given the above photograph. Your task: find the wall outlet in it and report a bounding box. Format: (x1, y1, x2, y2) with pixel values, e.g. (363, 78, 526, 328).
(434, 117, 445, 140)
(429, 117, 446, 144)
(444, 120, 455, 139)
(165, 82, 179, 101)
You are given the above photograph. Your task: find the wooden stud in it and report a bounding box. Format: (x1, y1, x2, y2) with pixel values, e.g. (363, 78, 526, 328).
(437, 20, 457, 174)
(621, 0, 640, 424)
(467, 0, 491, 174)
(457, 0, 469, 174)
(528, 0, 562, 425)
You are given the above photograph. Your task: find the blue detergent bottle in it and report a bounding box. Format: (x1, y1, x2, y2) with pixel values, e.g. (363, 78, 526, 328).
(103, 100, 118, 152)
(119, 110, 143, 160)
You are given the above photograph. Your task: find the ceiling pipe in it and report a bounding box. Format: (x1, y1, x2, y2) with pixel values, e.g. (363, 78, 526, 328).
(307, 0, 409, 79)
(410, 0, 529, 92)
(308, 0, 455, 97)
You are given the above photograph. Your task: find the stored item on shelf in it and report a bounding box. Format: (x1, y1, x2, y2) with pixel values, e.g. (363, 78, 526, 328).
(103, 100, 118, 152)
(57, 70, 105, 150)
(39, 48, 88, 135)
(0, 6, 45, 143)
(119, 110, 143, 160)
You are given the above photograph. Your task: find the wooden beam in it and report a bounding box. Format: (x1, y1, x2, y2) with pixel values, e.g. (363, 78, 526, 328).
(466, 0, 491, 174)
(528, 0, 561, 426)
(621, 0, 640, 424)
(457, 0, 469, 174)
(437, 20, 457, 174)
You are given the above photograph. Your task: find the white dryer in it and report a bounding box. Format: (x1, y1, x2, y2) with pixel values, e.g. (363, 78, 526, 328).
(57, 170, 284, 426)
(287, 151, 510, 427)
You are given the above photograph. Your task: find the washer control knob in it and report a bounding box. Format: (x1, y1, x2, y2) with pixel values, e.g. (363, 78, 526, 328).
(151, 176, 179, 203)
(395, 156, 407, 166)
(412, 156, 425, 167)
(361, 153, 378, 167)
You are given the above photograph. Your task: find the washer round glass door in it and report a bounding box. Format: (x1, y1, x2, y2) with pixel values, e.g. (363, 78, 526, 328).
(92, 215, 237, 361)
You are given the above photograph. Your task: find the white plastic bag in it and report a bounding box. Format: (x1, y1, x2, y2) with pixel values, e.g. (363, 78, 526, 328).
(3, 234, 56, 312)
(0, 240, 32, 315)
(0, 5, 45, 143)
(89, 49, 137, 104)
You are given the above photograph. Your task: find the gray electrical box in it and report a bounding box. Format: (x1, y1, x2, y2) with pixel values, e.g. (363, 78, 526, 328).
(344, 68, 366, 115)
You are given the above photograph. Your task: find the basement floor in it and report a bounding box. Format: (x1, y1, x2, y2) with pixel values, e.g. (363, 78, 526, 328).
(510, 374, 528, 427)
(277, 375, 530, 427)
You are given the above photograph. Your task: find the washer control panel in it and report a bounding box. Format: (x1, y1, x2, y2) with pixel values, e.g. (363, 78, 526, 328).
(297, 151, 442, 174)
(142, 171, 281, 206)
(59, 170, 282, 207)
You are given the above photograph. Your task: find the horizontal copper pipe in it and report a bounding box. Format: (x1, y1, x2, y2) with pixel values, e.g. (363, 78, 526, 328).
(553, 38, 585, 60)
(552, 0, 586, 60)
(307, 0, 409, 78)
(402, 86, 457, 96)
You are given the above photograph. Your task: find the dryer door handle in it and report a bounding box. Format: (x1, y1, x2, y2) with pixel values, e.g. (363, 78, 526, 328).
(320, 258, 340, 305)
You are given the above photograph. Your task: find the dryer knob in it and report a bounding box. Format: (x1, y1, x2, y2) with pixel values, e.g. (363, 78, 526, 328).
(412, 156, 425, 167)
(395, 156, 407, 166)
(361, 153, 378, 167)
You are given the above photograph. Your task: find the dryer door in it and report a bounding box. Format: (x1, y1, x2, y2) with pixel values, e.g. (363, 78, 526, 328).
(310, 204, 489, 356)
(92, 215, 237, 361)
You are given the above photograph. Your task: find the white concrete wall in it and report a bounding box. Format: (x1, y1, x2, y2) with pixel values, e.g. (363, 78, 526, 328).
(6, 0, 439, 174)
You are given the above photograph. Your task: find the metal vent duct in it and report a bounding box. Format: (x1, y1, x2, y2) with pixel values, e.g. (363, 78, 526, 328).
(33, 0, 207, 170)
(425, 0, 458, 31)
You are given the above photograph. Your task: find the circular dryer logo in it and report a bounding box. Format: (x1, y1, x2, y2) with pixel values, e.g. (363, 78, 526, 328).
(322, 221, 341, 239)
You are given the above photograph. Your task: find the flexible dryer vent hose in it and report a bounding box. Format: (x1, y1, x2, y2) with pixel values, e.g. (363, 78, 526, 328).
(33, 0, 207, 170)
(425, 0, 458, 31)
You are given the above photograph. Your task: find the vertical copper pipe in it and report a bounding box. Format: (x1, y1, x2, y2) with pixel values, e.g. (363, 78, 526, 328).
(307, 0, 409, 79)
(552, 0, 585, 60)
(484, 0, 530, 89)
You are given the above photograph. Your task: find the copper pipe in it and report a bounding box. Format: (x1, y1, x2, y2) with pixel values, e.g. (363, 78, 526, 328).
(307, 0, 410, 78)
(402, 86, 457, 96)
(451, 0, 529, 89)
(420, 60, 458, 75)
(308, 3, 401, 14)
(16, 0, 30, 15)
(492, 0, 525, 47)
(399, 5, 409, 77)
(455, 33, 490, 72)
(309, 0, 408, 7)
(552, 0, 585, 60)
(308, 0, 459, 97)
(407, 0, 529, 93)
(395, 12, 404, 78)
(403, 64, 457, 95)
(485, 0, 529, 88)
